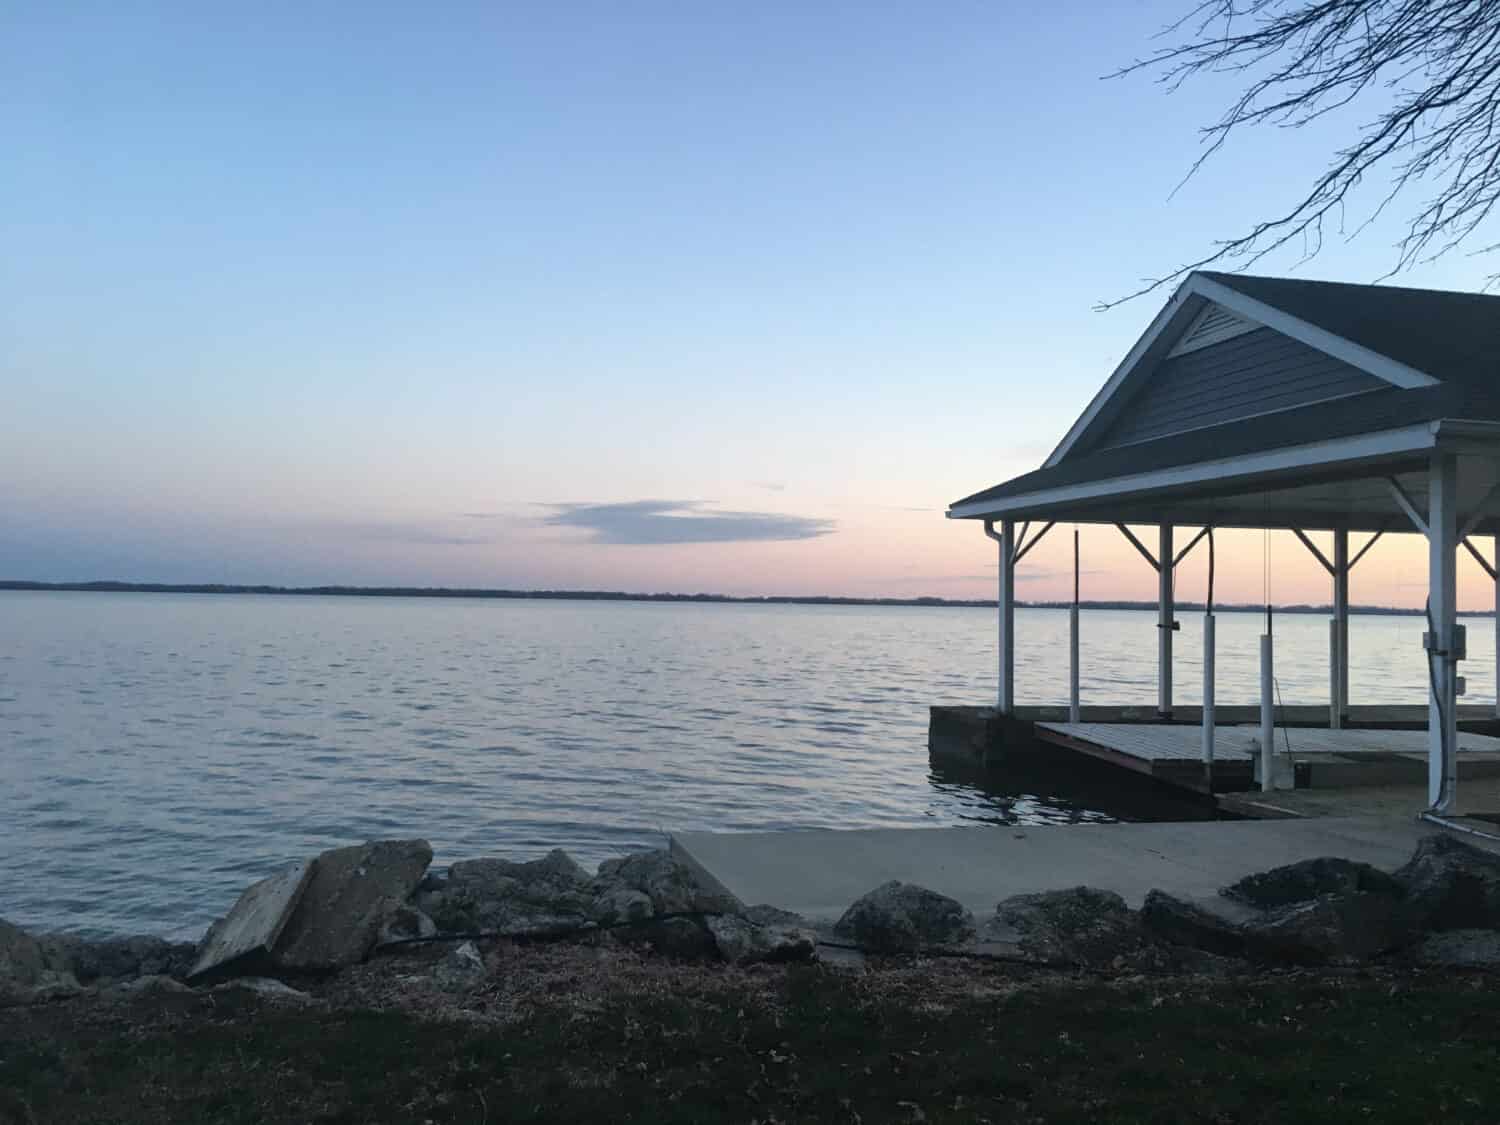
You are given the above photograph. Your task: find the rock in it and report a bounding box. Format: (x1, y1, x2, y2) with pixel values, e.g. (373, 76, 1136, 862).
(1394, 834, 1500, 931)
(636, 916, 717, 959)
(432, 940, 487, 988)
(378, 904, 437, 947)
(1242, 891, 1412, 965)
(1141, 891, 1249, 959)
(1223, 857, 1405, 909)
(212, 977, 314, 1003)
(589, 886, 656, 926)
(49, 935, 196, 983)
(706, 911, 818, 965)
(418, 849, 594, 936)
(984, 887, 1143, 968)
(833, 882, 976, 953)
(112, 974, 194, 996)
(190, 860, 314, 979)
(0, 919, 82, 1008)
(591, 850, 743, 922)
(1409, 929, 1500, 967)
(271, 839, 433, 970)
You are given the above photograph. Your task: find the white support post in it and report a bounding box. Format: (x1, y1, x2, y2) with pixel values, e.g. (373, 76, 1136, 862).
(1260, 632, 1275, 792)
(999, 520, 1015, 716)
(1429, 454, 1459, 811)
(1069, 604, 1081, 723)
(1069, 527, 1081, 723)
(1202, 612, 1215, 768)
(1328, 619, 1339, 730)
(1158, 524, 1173, 718)
(1494, 531, 1499, 721)
(1333, 528, 1349, 727)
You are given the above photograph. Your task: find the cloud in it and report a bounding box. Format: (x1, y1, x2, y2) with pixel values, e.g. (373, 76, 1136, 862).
(540, 500, 835, 545)
(751, 481, 787, 492)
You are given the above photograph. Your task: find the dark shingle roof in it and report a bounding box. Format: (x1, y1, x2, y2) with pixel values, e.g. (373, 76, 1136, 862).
(952, 271, 1500, 512)
(1200, 271, 1500, 389)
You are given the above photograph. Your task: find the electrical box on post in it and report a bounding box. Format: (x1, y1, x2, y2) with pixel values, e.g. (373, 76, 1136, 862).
(1453, 624, 1468, 661)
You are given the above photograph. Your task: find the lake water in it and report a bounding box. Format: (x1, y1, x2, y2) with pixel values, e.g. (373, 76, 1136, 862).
(1, 591, 1492, 939)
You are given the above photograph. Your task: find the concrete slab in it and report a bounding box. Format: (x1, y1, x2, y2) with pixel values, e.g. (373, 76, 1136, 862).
(188, 860, 312, 979)
(672, 818, 1489, 925)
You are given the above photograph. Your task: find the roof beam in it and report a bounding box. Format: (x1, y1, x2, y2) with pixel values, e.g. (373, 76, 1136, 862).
(1461, 480, 1500, 539)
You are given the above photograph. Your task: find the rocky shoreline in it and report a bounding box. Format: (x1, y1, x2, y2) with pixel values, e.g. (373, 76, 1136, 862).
(6, 831, 1500, 1009)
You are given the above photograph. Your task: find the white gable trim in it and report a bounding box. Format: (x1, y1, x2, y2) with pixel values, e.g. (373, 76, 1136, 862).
(1044, 274, 1442, 467)
(1192, 275, 1440, 391)
(952, 422, 1437, 520)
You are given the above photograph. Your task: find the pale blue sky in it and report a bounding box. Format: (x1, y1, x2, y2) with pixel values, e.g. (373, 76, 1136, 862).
(3, 1, 1493, 603)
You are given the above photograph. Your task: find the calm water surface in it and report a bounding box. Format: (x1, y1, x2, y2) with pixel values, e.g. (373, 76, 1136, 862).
(1, 591, 1490, 938)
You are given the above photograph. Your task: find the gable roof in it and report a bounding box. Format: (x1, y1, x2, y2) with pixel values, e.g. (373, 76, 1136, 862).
(950, 271, 1500, 526)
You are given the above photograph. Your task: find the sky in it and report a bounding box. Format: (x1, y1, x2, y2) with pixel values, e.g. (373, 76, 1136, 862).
(3, 0, 1497, 609)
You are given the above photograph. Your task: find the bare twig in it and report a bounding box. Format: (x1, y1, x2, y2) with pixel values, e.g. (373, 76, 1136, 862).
(1103, 0, 1500, 306)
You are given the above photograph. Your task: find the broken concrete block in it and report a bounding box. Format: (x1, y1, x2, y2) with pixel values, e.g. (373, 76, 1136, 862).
(189, 861, 313, 980)
(271, 840, 432, 971)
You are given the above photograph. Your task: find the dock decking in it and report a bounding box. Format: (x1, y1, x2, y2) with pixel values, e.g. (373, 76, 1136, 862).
(1033, 721, 1500, 793)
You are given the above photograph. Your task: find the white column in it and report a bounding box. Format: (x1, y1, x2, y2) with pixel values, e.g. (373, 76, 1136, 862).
(1068, 604, 1080, 723)
(1333, 528, 1349, 727)
(1328, 619, 1340, 729)
(1158, 524, 1173, 717)
(998, 520, 1015, 715)
(1202, 612, 1215, 767)
(1260, 632, 1275, 792)
(1494, 531, 1499, 721)
(1429, 453, 1458, 811)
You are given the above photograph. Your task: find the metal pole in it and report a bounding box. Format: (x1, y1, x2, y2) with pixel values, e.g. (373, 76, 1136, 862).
(1333, 528, 1349, 725)
(1202, 612, 1215, 767)
(1069, 529, 1080, 723)
(1158, 524, 1173, 718)
(1494, 531, 1499, 722)
(1260, 631, 1275, 792)
(1429, 454, 1458, 811)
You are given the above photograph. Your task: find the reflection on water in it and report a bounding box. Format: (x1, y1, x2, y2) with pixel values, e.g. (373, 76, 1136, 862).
(0, 593, 1463, 937)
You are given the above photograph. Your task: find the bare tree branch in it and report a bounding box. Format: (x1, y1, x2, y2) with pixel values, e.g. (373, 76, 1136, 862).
(1101, 0, 1500, 308)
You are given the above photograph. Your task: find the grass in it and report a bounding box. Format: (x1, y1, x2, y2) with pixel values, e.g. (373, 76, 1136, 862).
(2, 949, 1499, 1123)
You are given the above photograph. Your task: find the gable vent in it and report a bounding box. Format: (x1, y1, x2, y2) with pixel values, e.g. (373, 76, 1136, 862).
(1168, 302, 1258, 357)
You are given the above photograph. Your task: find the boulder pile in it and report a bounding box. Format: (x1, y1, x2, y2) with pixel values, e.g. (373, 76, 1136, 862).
(8, 832, 1500, 1008)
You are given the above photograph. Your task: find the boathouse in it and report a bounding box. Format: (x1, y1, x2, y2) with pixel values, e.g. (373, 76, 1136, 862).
(947, 272, 1500, 821)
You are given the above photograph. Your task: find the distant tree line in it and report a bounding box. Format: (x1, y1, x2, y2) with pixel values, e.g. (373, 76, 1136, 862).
(0, 580, 1483, 616)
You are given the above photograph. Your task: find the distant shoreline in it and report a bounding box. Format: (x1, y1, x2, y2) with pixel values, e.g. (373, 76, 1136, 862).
(0, 579, 1485, 617)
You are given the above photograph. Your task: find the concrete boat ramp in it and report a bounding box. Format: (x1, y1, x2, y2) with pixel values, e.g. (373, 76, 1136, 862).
(672, 817, 1473, 925)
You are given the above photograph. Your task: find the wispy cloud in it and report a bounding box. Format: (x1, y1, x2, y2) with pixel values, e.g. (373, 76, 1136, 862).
(343, 522, 496, 546)
(540, 500, 835, 545)
(751, 481, 787, 492)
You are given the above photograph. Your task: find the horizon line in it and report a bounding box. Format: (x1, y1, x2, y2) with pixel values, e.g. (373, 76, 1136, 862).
(0, 579, 1489, 617)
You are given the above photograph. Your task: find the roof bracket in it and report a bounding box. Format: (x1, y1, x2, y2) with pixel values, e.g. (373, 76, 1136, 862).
(1115, 523, 1160, 572)
(1460, 480, 1500, 539)
(1290, 529, 1336, 576)
(1387, 477, 1429, 537)
(1013, 521, 1056, 565)
(1463, 537, 1497, 580)
(1348, 529, 1385, 570)
(1171, 525, 1212, 568)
